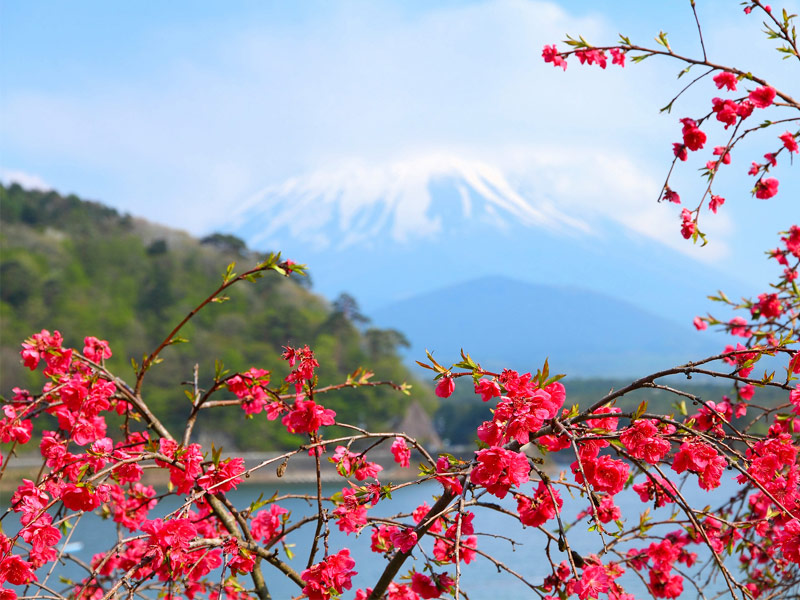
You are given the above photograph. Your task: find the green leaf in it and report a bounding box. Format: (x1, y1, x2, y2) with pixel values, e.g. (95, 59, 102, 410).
(214, 360, 229, 379)
(222, 262, 237, 283)
(248, 491, 278, 514)
(211, 443, 223, 467)
(424, 350, 446, 373)
(544, 373, 566, 387)
(243, 272, 264, 283)
(453, 348, 479, 371)
(655, 30, 671, 51)
(673, 400, 688, 417)
(632, 400, 648, 421)
(283, 542, 295, 560)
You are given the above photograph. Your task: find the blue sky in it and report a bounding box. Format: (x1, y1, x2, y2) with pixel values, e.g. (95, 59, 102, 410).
(1, 0, 797, 320)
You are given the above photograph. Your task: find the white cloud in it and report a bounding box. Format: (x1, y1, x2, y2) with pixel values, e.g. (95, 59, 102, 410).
(502, 145, 733, 261)
(0, 0, 623, 229)
(1, 0, 790, 277)
(0, 168, 51, 191)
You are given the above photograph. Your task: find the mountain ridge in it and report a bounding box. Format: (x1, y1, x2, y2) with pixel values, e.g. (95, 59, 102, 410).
(369, 274, 726, 377)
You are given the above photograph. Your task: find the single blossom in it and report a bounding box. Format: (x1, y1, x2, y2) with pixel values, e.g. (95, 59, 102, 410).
(709, 194, 725, 214)
(390, 437, 411, 468)
(542, 45, 568, 70)
(712, 71, 738, 91)
(680, 208, 695, 240)
(754, 177, 779, 199)
(749, 85, 777, 108)
(574, 565, 611, 600)
(779, 131, 799, 153)
(435, 376, 455, 398)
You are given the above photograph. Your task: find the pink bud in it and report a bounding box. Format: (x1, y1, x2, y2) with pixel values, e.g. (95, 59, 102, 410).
(435, 376, 455, 398)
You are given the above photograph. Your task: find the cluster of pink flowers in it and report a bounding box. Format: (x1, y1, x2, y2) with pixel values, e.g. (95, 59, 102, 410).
(541, 44, 625, 71)
(690, 399, 734, 435)
(632, 475, 677, 508)
(251, 504, 289, 544)
(432, 512, 478, 565)
(283, 344, 320, 390)
(476, 373, 565, 446)
(542, 35, 791, 240)
(196, 456, 246, 493)
(1, 333, 280, 600)
(281, 398, 336, 435)
(620, 419, 672, 464)
(516, 481, 563, 527)
(332, 487, 370, 534)
(671, 439, 727, 490)
(226, 367, 272, 415)
(301, 549, 357, 600)
(331, 445, 384, 480)
(156, 438, 205, 494)
(572, 451, 630, 496)
(470, 447, 530, 498)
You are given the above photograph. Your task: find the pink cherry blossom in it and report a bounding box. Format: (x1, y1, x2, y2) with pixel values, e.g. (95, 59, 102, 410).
(542, 45, 568, 70)
(749, 85, 777, 108)
(780, 131, 799, 153)
(391, 437, 411, 468)
(754, 177, 779, 199)
(712, 71, 737, 91)
(435, 376, 455, 398)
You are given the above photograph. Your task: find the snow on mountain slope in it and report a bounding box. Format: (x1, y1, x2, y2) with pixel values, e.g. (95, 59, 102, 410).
(227, 153, 589, 250)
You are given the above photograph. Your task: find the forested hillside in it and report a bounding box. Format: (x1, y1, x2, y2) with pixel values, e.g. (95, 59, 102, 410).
(0, 183, 432, 450)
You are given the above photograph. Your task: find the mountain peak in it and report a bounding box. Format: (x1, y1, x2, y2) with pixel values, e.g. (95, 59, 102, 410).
(226, 153, 586, 250)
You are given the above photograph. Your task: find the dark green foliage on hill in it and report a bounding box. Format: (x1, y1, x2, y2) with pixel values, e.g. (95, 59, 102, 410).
(0, 183, 432, 450)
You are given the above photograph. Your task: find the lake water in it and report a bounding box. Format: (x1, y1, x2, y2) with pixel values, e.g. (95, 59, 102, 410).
(4, 473, 746, 599)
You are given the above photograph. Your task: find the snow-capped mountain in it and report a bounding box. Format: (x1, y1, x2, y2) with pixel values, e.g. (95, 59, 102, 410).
(227, 153, 588, 251)
(221, 153, 748, 376)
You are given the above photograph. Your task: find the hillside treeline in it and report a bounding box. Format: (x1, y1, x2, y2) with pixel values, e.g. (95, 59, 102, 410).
(0, 183, 432, 450)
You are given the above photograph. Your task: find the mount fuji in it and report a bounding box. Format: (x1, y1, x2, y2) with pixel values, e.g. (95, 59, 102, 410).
(227, 154, 588, 251)
(221, 154, 742, 376)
